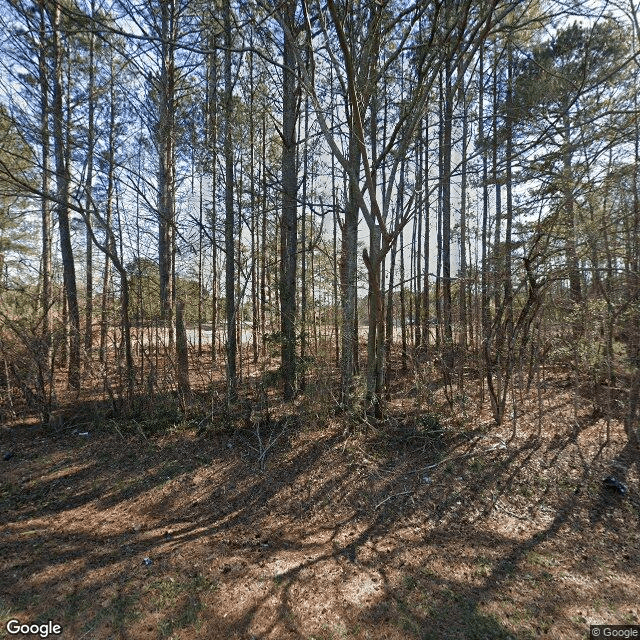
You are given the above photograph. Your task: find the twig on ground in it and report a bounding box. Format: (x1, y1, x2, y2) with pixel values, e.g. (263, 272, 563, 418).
(418, 442, 507, 472)
(247, 419, 289, 470)
(130, 419, 148, 440)
(375, 490, 411, 510)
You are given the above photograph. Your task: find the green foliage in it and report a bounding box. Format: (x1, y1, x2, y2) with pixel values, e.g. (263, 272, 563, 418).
(0, 105, 36, 289)
(515, 18, 628, 120)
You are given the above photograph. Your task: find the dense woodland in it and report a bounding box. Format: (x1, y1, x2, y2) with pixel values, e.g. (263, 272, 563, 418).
(0, 0, 639, 441)
(2, 1, 640, 638)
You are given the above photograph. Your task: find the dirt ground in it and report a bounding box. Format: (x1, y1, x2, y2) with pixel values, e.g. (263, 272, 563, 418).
(1, 374, 639, 640)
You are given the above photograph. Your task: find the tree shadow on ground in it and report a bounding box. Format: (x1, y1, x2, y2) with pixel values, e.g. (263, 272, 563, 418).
(1, 398, 637, 639)
(589, 437, 640, 525)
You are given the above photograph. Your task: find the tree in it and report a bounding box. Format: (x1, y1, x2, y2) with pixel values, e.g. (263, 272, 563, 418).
(290, 0, 508, 415)
(224, 0, 237, 405)
(514, 19, 631, 320)
(48, 0, 81, 389)
(280, 0, 299, 400)
(0, 106, 35, 291)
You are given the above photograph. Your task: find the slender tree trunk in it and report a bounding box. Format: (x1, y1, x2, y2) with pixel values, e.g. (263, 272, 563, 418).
(84, 0, 95, 357)
(207, 29, 218, 361)
(415, 141, 423, 348)
(480, 46, 491, 406)
(625, 48, 640, 447)
(459, 56, 468, 357)
(563, 114, 582, 308)
(400, 232, 408, 372)
(504, 42, 514, 344)
(492, 43, 502, 312)
(331, 67, 340, 367)
(341, 130, 360, 405)
(332, 204, 340, 366)
(422, 115, 430, 358)
(365, 225, 383, 416)
(157, 0, 177, 349)
(261, 109, 267, 357)
(385, 157, 405, 389)
(435, 70, 443, 352)
(38, 1, 52, 372)
(410, 211, 417, 347)
(236, 162, 243, 381)
(176, 298, 191, 403)
(198, 168, 203, 356)
(281, 0, 298, 401)
(100, 78, 116, 364)
(49, 1, 80, 389)
(249, 47, 259, 366)
(224, 0, 237, 405)
(504, 40, 515, 434)
(442, 54, 454, 373)
(119, 271, 134, 402)
(300, 92, 309, 392)
(385, 236, 397, 396)
(61, 283, 68, 366)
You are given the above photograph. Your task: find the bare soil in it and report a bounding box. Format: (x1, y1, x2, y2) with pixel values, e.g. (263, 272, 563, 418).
(1, 373, 639, 640)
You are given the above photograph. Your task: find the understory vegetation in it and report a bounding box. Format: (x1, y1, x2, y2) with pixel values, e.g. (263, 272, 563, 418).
(1, 0, 639, 637)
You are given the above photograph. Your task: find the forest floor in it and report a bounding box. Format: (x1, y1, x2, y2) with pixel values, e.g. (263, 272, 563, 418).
(1, 365, 639, 640)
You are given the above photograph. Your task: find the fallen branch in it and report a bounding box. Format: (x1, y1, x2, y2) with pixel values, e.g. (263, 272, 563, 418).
(375, 490, 411, 510)
(418, 442, 507, 472)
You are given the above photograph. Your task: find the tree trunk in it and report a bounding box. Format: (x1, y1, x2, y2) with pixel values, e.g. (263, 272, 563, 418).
(50, 1, 80, 389)
(158, 0, 177, 348)
(340, 131, 360, 405)
(300, 92, 310, 392)
(422, 115, 430, 358)
(119, 271, 134, 402)
(84, 0, 95, 357)
(99, 65, 117, 366)
(176, 299, 191, 403)
(400, 231, 408, 372)
(504, 41, 514, 349)
(458, 55, 468, 358)
(442, 54, 454, 374)
(480, 46, 491, 407)
(365, 225, 383, 417)
(198, 165, 203, 356)
(261, 109, 267, 358)
(414, 142, 423, 347)
(385, 157, 405, 386)
(224, 0, 237, 405)
(280, 0, 298, 401)
(492, 43, 502, 312)
(37, 0, 52, 379)
(563, 114, 582, 308)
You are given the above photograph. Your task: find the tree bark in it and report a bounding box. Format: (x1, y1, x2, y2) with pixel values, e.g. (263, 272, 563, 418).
(224, 0, 237, 405)
(84, 0, 96, 357)
(340, 131, 359, 405)
(157, 0, 177, 347)
(37, 0, 52, 377)
(442, 52, 454, 374)
(176, 299, 191, 403)
(281, 0, 298, 401)
(49, 1, 80, 389)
